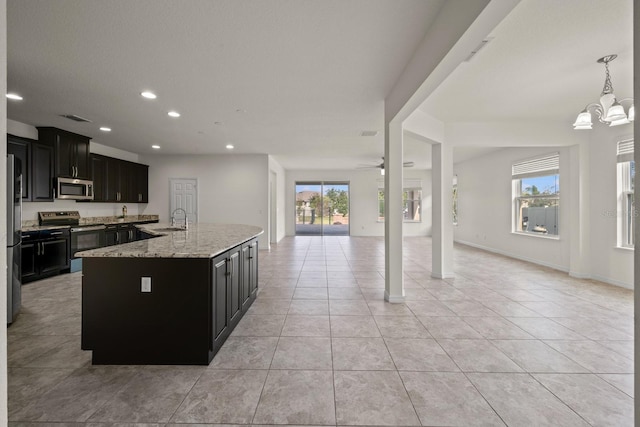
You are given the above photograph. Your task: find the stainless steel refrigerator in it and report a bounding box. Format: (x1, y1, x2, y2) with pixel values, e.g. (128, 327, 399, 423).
(7, 154, 22, 324)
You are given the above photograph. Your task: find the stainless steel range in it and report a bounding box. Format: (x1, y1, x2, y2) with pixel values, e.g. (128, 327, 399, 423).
(39, 211, 106, 266)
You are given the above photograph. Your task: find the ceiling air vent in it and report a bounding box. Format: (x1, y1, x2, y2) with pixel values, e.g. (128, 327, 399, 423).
(60, 114, 92, 123)
(361, 130, 378, 137)
(464, 37, 493, 62)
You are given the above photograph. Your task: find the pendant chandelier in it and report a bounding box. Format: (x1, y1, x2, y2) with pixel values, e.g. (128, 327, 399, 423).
(573, 54, 634, 130)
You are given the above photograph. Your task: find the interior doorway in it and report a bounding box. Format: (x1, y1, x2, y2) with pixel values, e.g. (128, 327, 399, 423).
(295, 182, 349, 236)
(169, 178, 198, 224)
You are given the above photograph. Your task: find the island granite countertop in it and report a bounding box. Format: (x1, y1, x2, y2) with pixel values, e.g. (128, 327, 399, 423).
(76, 223, 263, 258)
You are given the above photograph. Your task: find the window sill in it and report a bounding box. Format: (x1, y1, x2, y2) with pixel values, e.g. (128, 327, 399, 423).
(511, 231, 560, 241)
(615, 246, 634, 252)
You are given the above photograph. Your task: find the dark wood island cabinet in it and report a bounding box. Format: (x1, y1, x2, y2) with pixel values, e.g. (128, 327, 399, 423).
(79, 223, 262, 365)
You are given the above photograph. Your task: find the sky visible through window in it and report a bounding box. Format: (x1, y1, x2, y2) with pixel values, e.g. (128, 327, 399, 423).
(521, 174, 559, 195)
(297, 184, 349, 194)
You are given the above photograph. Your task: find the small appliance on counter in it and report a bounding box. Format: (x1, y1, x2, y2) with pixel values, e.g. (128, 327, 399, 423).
(7, 154, 22, 324)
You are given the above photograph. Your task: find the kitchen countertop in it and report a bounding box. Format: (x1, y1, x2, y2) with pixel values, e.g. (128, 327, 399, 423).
(22, 215, 160, 232)
(76, 223, 263, 258)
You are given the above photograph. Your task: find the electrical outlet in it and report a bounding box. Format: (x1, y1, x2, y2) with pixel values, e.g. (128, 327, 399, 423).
(141, 277, 151, 293)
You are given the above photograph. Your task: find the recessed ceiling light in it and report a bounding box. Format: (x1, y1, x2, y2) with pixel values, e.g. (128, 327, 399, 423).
(6, 93, 23, 101)
(168, 111, 180, 118)
(99, 127, 111, 132)
(226, 144, 234, 150)
(141, 91, 157, 99)
(151, 145, 161, 149)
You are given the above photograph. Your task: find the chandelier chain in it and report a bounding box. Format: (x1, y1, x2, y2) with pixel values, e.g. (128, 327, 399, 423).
(601, 61, 614, 96)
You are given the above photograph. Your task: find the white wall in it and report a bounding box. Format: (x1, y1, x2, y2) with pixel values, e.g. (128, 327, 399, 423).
(268, 156, 286, 244)
(453, 128, 634, 289)
(285, 168, 432, 237)
(140, 154, 270, 249)
(454, 146, 572, 272)
(588, 126, 634, 288)
(7, 120, 146, 222)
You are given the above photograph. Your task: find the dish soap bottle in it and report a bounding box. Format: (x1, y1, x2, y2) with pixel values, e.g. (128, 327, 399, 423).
(122, 205, 127, 218)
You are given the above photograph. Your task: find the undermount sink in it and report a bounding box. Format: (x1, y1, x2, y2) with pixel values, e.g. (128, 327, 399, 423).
(153, 227, 187, 232)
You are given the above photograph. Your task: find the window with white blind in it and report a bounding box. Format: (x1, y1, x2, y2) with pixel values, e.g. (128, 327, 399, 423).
(512, 153, 560, 236)
(617, 139, 635, 248)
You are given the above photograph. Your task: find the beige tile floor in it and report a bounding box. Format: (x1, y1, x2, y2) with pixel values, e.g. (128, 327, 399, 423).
(7, 236, 635, 426)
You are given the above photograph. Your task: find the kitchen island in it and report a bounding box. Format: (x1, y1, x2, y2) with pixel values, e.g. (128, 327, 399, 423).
(78, 223, 263, 365)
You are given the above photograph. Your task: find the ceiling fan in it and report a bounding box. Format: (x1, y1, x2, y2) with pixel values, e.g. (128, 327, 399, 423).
(357, 157, 414, 175)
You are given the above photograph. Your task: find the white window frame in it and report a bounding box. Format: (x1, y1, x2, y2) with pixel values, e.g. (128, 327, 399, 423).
(617, 139, 634, 249)
(511, 153, 560, 238)
(377, 180, 422, 223)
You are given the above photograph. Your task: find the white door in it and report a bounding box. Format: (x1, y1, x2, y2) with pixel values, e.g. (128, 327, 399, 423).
(169, 178, 198, 224)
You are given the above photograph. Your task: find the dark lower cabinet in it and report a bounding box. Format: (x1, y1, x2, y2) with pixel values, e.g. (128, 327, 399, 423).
(82, 237, 259, 364)
(21, 229, 71, 283)
(241, 239, 258, 312)
(105, 224, 136, 246)
(212, 255, 230, 349)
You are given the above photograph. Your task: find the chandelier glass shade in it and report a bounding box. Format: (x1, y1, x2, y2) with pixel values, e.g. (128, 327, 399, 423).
(573, 54, 634, 130)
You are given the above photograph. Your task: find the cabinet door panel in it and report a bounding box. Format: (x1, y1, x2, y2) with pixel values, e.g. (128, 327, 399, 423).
(249, 240, 258, 297)
(31, 143, 54, 201)
(90, 154, 107, 202)
(55, 136, 75, 178)
(212, 256, 230, 342)
(7, 136, 30, 201)
(241, 245, 251, 311)
(74, 135, 90, 179)
(21, 242, 37, 281)
(228, 248, 241, 326)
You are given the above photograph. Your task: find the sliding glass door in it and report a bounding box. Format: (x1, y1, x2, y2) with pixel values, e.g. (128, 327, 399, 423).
(295, 182, 349, 236)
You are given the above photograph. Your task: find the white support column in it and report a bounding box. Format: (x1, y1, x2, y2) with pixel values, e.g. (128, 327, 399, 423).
(384, 120, 404, 302)
(432, 143, 454, 279)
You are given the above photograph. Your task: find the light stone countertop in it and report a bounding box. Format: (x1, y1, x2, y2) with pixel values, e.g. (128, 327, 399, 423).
(75, 223, 263, 259)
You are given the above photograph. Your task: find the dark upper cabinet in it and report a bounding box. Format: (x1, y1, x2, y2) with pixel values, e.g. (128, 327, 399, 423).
(90, 153, 149, 203)
(8, 135, 55, 202)
(90, 154, 108, 202)
(106, 156, 128, 202)
(37, 127, 91, 180)
(31, 143, 54, 202)
(131, 163, 149, 203)
(7, 135, 31, 201)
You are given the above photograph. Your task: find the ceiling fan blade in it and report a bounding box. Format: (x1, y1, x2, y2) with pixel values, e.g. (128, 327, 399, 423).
(356, 164, 381, 169)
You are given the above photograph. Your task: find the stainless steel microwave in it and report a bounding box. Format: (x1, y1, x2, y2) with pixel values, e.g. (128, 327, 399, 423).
(56, 177, 94, 200)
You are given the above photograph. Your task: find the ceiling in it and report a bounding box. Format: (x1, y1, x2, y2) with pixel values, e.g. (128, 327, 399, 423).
(419, 0, 634, 124)
(7, 0, 634, 171)
(7, 0, 444, 169)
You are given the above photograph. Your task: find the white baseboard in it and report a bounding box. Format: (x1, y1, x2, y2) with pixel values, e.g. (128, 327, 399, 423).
(591, 274, 633, 290)
(454, 239, 569, 273)
(384, 290, 405, 304)
(431, 272, 455, 279)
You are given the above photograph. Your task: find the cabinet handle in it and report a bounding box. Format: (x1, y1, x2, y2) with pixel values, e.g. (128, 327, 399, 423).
(41, 242, 44, 255)
(36, 242, 40, 256)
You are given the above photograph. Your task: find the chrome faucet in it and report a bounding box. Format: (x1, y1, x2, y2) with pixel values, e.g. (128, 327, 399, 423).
(170, 208, 188, 229)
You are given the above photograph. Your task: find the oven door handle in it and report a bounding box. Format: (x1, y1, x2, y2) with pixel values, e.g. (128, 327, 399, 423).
(71, 225, 107, 232)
